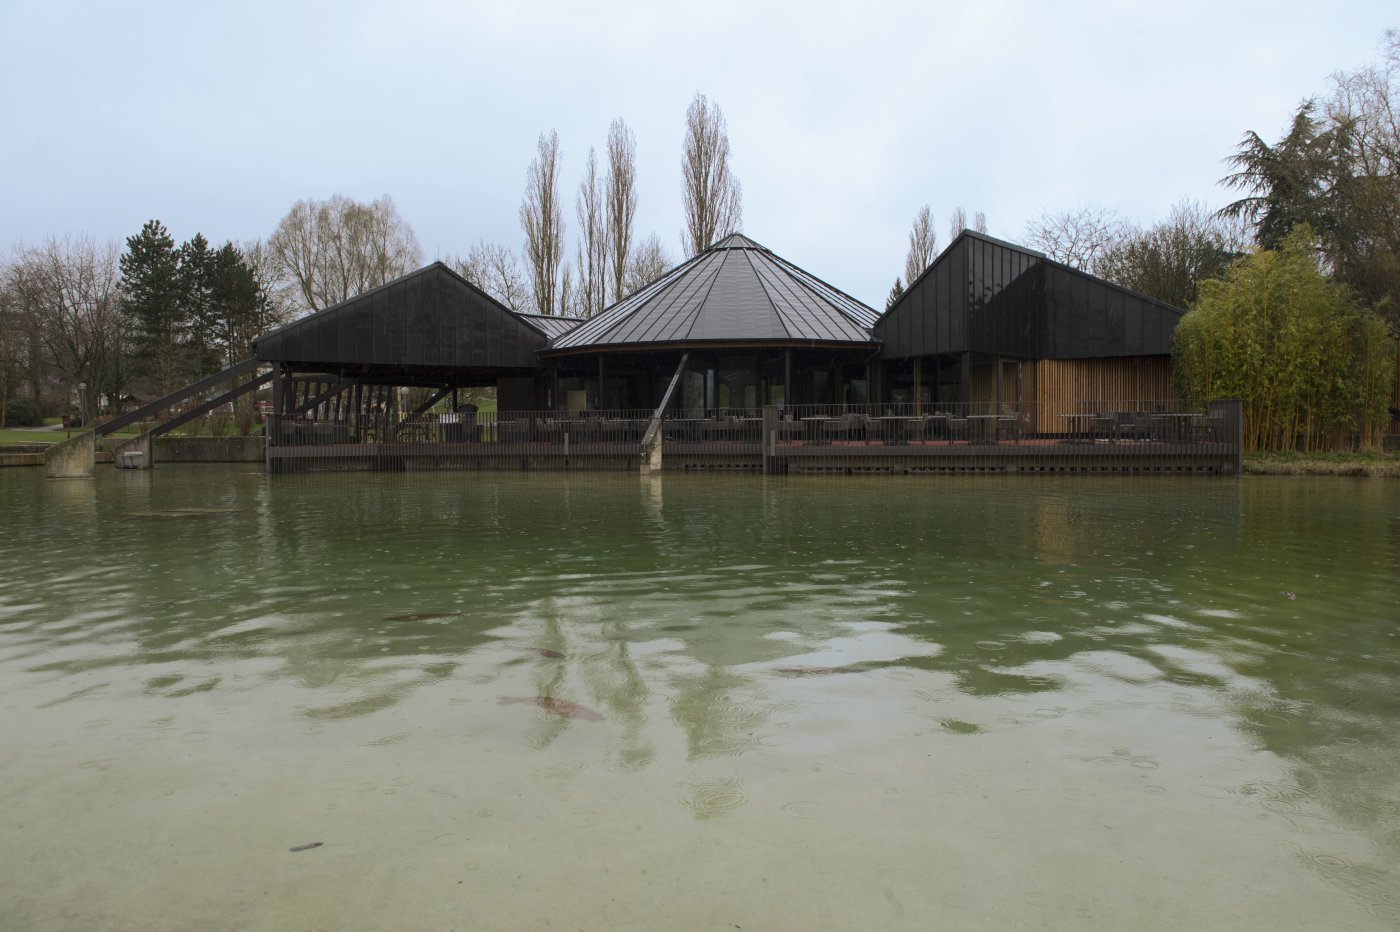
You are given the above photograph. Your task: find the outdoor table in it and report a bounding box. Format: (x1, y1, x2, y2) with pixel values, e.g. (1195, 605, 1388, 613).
(800, 416, 831, 442)
(773, 420, 804, 442)
(967, 414, 1003, 443)
(1057, 412, 1099, 443)
(1150, 413, 1204, 443)
(664, 418, 703, 442)
(877, 416, 913, 444)
(733, 417, 762, 442)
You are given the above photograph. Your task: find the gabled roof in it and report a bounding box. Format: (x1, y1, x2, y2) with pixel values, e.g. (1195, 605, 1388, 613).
(884, 229, 1185, 323)
(875, 230, 1187, 361)
(544, 234, 880, 354)
(252, 262, 549, 373)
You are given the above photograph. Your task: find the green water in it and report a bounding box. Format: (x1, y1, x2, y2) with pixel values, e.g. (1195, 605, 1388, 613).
(1, 468, 1398, 930)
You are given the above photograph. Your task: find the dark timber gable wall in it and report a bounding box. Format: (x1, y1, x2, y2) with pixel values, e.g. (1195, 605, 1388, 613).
(875, 232, 1185, 362)
(253, 263, 547, 372)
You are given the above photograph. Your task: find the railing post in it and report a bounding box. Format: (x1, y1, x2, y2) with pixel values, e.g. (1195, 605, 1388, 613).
(1208, 399, 1244, 475)
(762, 405, 777, 474)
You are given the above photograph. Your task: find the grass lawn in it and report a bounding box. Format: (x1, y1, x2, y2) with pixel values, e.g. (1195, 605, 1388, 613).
(0, 428, 63, 446)
(1245, 449, 1400, 477)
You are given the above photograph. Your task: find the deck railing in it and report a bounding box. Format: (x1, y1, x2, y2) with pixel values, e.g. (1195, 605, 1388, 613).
(266, 400, 1242, 475)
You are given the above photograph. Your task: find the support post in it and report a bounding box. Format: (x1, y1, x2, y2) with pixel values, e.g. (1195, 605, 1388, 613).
(112, 431, 152, 470)
(44, 430, 95, 479)
(640, 352, 689, 475)
(784, 350, 792, 406)
(913, 357, 923, 415)
(762, 405, 778, 474)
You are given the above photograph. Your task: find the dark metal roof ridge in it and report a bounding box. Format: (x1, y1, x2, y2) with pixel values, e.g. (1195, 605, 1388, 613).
(542, 249, 712, 351)
(542, 337, 878, 358)
(875, 229, 1186, 325)
(1036, 253, 1188, 317)
(709, 232, 768, 251)
(251, 260, 537, 347)
(739, 247, 789, 338)
(680, 247, 735, 341)
(763, 249, 881, 327)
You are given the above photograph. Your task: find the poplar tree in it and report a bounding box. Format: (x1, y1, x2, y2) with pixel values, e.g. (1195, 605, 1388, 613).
(904, 206, 936, 286)
(681, 93, 742, 255)
(521, 130, 565, 315)
(605, 118, 638, 302)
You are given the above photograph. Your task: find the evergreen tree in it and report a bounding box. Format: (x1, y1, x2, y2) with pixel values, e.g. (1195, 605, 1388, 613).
(119, 220, 186, 394)
(209, 242, 273, 363)
(886, 277, 905, 310)
(178, 232, 219, 377)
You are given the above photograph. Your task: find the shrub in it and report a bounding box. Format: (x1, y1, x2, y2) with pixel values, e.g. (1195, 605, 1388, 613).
(209, 410, 232, 437)
(2, 397, 42, 427)
(235, 398, 256, 435)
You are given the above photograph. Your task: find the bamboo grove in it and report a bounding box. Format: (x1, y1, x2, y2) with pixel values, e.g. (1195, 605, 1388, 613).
(1173, 227, 1393, 451)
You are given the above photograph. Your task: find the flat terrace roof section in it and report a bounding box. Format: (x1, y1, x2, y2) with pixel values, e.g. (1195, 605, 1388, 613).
(252, 262, 553, 383)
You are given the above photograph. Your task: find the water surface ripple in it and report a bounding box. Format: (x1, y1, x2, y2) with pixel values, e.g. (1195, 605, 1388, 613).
(1, 468, 1398, 930)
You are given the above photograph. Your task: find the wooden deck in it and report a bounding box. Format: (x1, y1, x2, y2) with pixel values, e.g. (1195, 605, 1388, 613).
(267, 435, 1240, 475)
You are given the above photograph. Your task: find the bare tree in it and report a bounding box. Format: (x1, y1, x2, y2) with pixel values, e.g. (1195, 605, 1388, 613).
(575, 147, 608, 317)
(238, 238, 296, 332)
(904, 205, 937, 285)
(681, 92, 743, 255)
(267, 194, 422, 315)
(0, 277, 19, 425)
(8, 237, 127, 423)
(450, 240, 533, 311)
(1096, 200, 1251, 307)
(1024, 206, 1130, 270)
(1, 260, 61, 416)
(973, 211, 988, 234)
(605, 118, 638, 302)
(624, 234, 673, 293)
(521, 130, 566, 315)
(948, 206, 967, 242)
(1327, 29, 1400, 327)
(558, 259, 579, 318)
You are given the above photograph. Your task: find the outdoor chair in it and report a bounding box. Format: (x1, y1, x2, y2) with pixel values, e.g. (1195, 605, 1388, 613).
(946, 416, 970, 444)
(1111, 411, 1147, 442)
(821, 416, 852, 441)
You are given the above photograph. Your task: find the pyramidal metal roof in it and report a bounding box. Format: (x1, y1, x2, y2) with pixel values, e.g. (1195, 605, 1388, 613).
(544, 233, 879, 354)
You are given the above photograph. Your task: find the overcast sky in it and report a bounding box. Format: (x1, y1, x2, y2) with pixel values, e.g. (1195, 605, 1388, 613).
(2, 1, 1395, 308)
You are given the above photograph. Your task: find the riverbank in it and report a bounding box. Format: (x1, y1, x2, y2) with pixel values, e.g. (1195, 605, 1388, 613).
(1244, 450, 1400, 477)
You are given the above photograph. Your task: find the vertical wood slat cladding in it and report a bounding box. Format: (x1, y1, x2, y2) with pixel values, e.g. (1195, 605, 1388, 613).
(1032, 357, 1176, 433)
(254, 263, 548, 371)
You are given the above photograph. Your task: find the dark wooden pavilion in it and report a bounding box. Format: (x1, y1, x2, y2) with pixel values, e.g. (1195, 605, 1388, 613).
(50, 229, 1242, 478)
(875, 230, 1186, 431)
(251, 262, 580, 444)
(540, 234, 882, 413)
